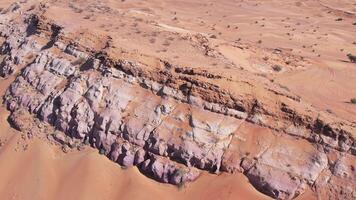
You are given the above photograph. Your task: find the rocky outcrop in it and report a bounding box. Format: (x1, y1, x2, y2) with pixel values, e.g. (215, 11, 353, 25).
(244, 138, 328, 199)
(0, 3, 355, 200)
(5, 48, 235, 184)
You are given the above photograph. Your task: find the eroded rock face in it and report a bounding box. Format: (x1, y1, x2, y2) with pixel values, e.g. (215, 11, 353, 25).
(5, 48, 240, 184)
(1, 3, 355, 200)
(244, 138, 328, 199)
(5, 50, 241, 180)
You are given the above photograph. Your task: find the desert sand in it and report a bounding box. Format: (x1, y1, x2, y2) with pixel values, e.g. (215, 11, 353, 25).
(0, 0, 355, 200)
(0, 92, 268, 200)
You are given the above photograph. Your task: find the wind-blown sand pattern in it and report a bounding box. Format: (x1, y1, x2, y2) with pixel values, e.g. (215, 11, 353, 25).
(0, 0, 355, 200)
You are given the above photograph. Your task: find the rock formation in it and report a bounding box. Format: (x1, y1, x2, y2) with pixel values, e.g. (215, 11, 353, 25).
(0, 1, 355, 200)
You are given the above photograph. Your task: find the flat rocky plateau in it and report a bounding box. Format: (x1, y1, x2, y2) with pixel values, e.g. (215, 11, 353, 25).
(0, 0, 355, 200)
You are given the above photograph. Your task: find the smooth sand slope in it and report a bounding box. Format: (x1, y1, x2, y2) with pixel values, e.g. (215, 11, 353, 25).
(0, 109, 269, 200)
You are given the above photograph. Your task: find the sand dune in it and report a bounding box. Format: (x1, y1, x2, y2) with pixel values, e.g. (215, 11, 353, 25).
(0, 108, 269, 200)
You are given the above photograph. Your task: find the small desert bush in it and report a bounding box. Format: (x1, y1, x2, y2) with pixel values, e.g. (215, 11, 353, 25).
(351, 98, 356, 104)
(272, 65, 282, 72)
(347, 53, 356, 63)
(99, 147, 106, 155)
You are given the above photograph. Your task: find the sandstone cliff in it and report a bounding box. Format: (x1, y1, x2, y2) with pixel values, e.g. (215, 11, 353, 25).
(0, 1, 355, 200)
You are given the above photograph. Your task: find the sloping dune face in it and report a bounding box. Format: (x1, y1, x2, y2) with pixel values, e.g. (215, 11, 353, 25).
(0, 116, 268, 200)
(0, 0, 355, 200)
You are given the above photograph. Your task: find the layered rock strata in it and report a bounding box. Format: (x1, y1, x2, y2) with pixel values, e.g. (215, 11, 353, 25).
(0, 3, 355, 200)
